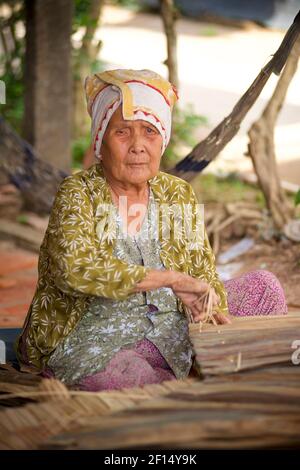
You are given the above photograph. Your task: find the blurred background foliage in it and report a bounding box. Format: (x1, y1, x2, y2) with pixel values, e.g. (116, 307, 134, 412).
(0, 0, 207, 169)
(0, 1, 25, 133)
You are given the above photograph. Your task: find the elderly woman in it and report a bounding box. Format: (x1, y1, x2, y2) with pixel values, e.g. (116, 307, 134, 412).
(16, 69, 287, 391)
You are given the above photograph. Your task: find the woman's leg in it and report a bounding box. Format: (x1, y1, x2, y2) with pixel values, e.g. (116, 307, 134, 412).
(133, 338, 173, 370)
(78, 339, 176, 392)
(223, 269, 288, 317)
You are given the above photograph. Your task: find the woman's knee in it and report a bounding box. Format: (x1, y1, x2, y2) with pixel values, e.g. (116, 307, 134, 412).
(250, 269, 287, 315)
(250, 269, 279, 286)
(225, 269, 288, 316)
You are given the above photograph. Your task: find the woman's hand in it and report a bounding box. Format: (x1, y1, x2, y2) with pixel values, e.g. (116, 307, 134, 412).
(171, 272, 231, 325)
(211, 312, 231, 325)
(171, 274, 216, 322)
(132, 269, 231, 325)
(176, 289, 231, 325)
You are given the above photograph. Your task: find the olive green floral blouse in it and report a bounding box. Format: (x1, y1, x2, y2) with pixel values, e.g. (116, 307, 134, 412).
(48, 189, 194, 385)
(16, 163, 228, 370)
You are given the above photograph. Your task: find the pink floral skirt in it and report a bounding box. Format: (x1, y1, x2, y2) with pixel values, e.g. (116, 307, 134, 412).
(78, 338, 176, 392)
(76, 269, 288, 392)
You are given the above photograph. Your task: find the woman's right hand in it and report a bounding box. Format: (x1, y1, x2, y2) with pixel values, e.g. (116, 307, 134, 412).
(170, 272, 221, 322)
(171, 272, 231, 324)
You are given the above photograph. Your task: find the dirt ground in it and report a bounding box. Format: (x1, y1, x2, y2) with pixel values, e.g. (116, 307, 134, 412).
(0, 236, 299, 329)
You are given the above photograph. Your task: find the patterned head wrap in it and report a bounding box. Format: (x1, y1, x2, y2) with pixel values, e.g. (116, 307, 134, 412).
(84, 69, 179, 159)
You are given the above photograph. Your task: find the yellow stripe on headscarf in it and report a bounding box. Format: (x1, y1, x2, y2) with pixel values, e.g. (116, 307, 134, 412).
(96, 71, 135, 120)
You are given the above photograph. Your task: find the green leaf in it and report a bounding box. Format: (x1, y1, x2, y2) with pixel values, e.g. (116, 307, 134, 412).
(295, 189, 300, 206)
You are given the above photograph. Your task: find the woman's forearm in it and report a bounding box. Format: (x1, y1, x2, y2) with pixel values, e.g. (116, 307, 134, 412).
(132, 269, 177, 292)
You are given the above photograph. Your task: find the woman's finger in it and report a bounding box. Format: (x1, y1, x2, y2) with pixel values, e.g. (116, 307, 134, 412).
(214, 313, 232, 325)
(175, 291, 199, 303)
(210, 289, 220, 306)
(190, 305, 207, 321)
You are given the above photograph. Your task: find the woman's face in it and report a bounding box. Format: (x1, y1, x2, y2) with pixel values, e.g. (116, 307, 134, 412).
(100, 105, 163, 186)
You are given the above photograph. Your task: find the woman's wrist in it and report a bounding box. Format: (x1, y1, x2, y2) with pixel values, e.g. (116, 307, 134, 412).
(147, 269, 178, 290)
(134, 269, 187, 292)
(148, 269, 176, 289)
(164, 270, 186, 289)
(161, 270, 177, 289)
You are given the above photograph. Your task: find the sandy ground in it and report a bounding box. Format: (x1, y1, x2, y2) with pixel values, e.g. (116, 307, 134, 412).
(93, 5, 300, 185)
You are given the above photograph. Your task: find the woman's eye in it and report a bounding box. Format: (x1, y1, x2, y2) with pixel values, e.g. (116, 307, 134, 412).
(146, 127, 156, 134)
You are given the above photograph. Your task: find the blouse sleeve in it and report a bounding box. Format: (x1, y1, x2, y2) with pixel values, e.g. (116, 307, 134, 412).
(47, 175, 150, 300)
(186, 183, 229, 315)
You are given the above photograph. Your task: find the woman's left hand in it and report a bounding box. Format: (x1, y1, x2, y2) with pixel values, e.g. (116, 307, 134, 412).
(174, 288, 231, 325)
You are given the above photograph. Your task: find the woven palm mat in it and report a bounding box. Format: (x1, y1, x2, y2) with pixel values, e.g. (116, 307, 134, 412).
(0, 313, 299, 449)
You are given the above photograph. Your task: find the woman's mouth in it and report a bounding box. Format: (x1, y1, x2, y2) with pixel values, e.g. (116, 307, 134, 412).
(128, 163, 148, 167)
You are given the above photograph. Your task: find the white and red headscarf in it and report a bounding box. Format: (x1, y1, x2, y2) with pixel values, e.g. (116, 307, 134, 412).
(84, 69, 179, 160)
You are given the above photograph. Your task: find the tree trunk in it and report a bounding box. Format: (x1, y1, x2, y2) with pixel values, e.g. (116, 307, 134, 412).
(160, 0, 179, 89)
(73, 0, 104, 140)
(159, 0, 179, 170)
(247, 37, 300, 229)
(23, 0, 73, 173)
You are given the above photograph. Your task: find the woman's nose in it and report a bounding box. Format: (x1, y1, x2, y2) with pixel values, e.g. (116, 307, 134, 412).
(129, 134, 145, 153)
